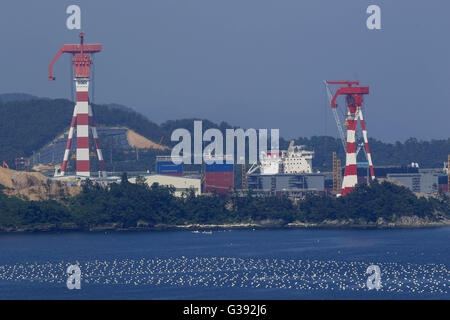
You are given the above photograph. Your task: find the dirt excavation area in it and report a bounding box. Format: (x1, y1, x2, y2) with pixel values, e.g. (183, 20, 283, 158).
(126, 129, 169, 150)
(0, 167, 81, 201)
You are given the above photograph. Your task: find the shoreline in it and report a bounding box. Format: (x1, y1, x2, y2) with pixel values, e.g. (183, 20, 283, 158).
(1, 218, 449, 233)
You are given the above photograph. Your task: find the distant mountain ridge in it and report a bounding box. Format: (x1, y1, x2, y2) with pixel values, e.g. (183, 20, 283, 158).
(106, 103, 136, 113)
(0, 93, 38, 103)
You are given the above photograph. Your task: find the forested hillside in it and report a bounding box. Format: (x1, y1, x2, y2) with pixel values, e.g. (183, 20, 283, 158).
(0, 98, 167, 168)
(0, 95, 448, 171)
(291, 136, 450, 171)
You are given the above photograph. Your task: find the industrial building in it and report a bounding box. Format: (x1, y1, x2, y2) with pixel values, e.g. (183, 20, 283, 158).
(386, 171, 440, 194)
(247, 173, 324, 193)
(438, 175, 449, 193)
(204, 155, 234, 195)
(324, 165, 449, 195)
(351, 166, 420, 178)
(155, 156, 183, 176)
(128, 174, 201, 197)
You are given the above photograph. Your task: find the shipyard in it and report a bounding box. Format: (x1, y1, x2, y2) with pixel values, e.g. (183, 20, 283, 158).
(7, 41, 444, 202)
(6, 64, 447, 203)
(0, 0, 449, 304)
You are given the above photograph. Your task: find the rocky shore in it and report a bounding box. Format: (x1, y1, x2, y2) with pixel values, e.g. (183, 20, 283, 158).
(287, 216, 450, 228)
(1, 216, 449, 233)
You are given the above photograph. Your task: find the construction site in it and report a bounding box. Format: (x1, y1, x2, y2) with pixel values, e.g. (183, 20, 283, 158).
(1, 33, 448, 201)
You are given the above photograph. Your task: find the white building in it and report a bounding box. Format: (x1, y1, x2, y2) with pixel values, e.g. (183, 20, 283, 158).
(129, 174, 201, 197)
(258, 140, 314, 175)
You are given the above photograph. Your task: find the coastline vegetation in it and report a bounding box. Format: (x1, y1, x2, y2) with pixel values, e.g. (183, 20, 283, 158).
(0, 174, 448, 232)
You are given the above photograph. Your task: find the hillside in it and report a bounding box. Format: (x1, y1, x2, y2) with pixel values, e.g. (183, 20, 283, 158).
(126, 129, 169, 150)
(0, 98, 169, 170)
(0, 96, 448, 172)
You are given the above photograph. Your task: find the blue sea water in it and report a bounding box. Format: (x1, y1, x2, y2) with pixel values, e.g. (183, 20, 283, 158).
(0, 227, 448, 299)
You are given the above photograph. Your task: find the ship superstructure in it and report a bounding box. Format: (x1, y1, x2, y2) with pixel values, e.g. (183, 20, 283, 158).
(256, 140, 314, 175)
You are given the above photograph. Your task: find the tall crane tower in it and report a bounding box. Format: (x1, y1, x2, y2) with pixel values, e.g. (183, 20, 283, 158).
(325, 81, 375, 195)
(49, 33, 106, 177)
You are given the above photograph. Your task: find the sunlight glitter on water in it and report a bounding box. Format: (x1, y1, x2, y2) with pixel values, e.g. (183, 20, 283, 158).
(0, 257, 447, 296)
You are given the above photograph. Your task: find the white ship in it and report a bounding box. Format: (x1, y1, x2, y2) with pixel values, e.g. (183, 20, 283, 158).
(251, 140, 314, 175)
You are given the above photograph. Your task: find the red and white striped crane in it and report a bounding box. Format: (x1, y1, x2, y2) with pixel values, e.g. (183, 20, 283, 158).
(49, 33, 106, 177)
(324, 81, 375, 195)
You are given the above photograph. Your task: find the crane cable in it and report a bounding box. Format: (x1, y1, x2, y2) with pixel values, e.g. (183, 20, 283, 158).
(92, 53, 95, 105)
(69, 54, 74, 101)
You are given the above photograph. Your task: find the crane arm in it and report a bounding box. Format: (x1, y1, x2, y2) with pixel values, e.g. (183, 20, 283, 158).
(326, 81, 360, 86)
(323, 81, 346, 150)
(48, 39, 101, 81)
(48, 47, 66, 80)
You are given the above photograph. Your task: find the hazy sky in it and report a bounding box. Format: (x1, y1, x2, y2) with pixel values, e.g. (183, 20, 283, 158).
(0, 0, 449, 142)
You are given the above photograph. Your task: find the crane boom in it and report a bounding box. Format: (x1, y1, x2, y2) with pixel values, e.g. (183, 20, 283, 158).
(323, 81, 346, 151)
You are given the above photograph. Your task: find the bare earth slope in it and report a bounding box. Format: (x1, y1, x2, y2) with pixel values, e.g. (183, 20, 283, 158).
(126, 129, 169, 150)
(0, 167, 80, 200)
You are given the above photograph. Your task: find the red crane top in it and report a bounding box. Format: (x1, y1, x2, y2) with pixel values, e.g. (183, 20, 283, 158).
(49, 33, 102, 80)
(326, 81, 369, 109)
